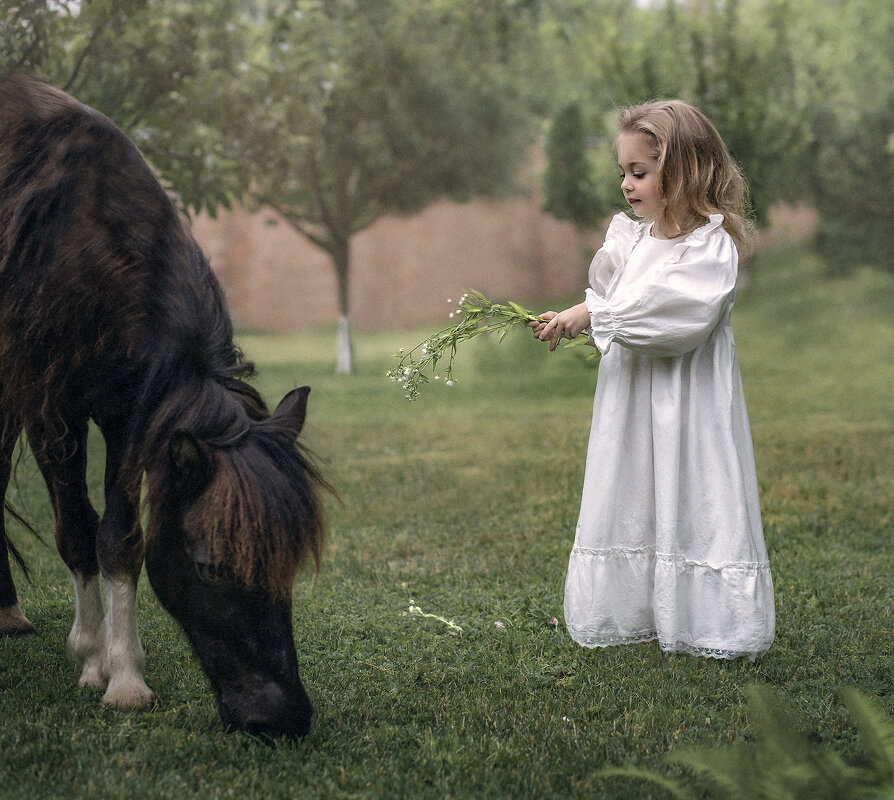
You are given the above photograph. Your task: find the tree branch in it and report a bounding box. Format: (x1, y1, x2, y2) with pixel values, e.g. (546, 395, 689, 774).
(250, 192, 332, 254)
(64, 13, 113, 94)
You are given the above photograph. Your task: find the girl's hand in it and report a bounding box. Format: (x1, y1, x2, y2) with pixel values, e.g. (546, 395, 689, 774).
(529, 310, 556, 338)
(538, 302, 591, 351)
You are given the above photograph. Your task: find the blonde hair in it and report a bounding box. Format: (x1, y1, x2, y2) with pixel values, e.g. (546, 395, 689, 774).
(616, 100, 753, 255)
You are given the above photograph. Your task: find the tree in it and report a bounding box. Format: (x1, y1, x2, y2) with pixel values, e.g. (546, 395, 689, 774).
(797, 0, 894, 273)
(810, 99, 894, 274)
(537, 0, 811, 228)
(680, 0, 809, 226)
(542, 102, 600, 225)
(226, 0, 538, 374)
(0, 0, 250, 216)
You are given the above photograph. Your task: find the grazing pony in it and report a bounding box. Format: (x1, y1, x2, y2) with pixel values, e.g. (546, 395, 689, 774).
(0, 74, 327, 738)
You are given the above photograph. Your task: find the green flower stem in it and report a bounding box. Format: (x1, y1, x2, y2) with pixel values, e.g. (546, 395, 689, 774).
(387, 289, 594, 401)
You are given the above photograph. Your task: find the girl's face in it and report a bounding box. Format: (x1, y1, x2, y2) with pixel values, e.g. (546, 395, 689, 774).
(617, 132, 664, 225)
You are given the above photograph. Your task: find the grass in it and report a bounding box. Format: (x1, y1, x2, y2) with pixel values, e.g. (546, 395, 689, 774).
(0, 245, 892, 799)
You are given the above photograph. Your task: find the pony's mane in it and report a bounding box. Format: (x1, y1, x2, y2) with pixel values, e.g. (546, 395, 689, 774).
(190, 425, 325, 595)
(143, 379, 327, 597)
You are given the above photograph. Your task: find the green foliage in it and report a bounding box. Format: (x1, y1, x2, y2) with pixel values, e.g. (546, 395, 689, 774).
(1, 0, 251, 216)
(679, 0, 808, 226)
(228, 0, 537, 283)
(542, 102, 601, 224)
(218, 0, 542, 372)
(812, 97, 894, 273)
(800, 0, 894, 273)
(537, 0, 894, 271)
(600, 685, 894, 799)
(540, 0, 810, 226)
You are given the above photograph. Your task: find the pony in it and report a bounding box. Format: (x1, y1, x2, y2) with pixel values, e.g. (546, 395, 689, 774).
(0, 73, 327, 738)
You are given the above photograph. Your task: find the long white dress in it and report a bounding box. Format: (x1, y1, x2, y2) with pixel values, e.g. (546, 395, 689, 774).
(564, 212, 775, 660)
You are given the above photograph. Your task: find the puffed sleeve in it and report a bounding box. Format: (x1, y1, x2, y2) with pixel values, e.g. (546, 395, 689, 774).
(588, 213, 643, 294)
(586, 216, 737, 357)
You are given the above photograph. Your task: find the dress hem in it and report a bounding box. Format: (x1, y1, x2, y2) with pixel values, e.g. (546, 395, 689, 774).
(567, 628, 770, 662)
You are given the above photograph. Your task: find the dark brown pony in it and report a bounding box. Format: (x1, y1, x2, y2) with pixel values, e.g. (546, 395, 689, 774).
(0, 74, 326, 738)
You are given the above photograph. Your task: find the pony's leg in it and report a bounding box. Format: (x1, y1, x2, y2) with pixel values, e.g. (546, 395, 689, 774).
(0, 416, 34, 637)
(94, 419, 154, 711)
(27, 419, 107, 684)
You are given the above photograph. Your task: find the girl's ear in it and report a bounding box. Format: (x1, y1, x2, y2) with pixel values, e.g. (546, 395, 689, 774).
(168, 430, 214, 498)
(272, 386, 310, 439)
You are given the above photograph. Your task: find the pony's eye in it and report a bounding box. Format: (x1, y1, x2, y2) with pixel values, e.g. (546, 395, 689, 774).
(186, 543, 228, 584)
(193, 559, 226, 585)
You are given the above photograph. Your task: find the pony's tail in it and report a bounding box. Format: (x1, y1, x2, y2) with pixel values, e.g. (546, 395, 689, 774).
(3, 501, 46, 582)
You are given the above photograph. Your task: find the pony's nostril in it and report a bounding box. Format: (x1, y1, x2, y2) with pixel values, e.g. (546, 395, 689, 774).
(218, 682, 313, 739)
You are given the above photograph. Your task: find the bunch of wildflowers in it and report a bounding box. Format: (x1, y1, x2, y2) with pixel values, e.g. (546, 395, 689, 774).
(387, 289, 592, 401)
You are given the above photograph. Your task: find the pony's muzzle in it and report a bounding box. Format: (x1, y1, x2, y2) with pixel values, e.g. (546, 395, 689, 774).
(218, 678, 313, 739)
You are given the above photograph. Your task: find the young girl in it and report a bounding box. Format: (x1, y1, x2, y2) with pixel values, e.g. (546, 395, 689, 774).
(533, 100, 774, 660)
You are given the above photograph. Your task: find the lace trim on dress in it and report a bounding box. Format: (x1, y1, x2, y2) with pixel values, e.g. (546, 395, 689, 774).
(571, 545, 771, 572)
(568, 630, 768, 662)
(660, 641, 765, 662)
(574, 630, 658, 648)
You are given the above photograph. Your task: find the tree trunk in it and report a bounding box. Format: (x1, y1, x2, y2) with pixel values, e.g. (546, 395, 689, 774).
(333, 238, 353, 375)
(335, 314, 353, 375)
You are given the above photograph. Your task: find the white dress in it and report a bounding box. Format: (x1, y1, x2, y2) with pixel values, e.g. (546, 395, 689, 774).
(564, 213, 775, 660)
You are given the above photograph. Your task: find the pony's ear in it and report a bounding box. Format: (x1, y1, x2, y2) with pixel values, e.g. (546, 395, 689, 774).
(272, 386, 310, 438)
(168, 430, 214, 498)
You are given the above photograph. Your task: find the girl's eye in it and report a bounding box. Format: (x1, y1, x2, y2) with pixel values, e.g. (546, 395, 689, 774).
(632, 173, 645, 180)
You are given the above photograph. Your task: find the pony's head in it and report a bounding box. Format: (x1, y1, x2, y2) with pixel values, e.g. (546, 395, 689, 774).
(143, 386, 326, 738)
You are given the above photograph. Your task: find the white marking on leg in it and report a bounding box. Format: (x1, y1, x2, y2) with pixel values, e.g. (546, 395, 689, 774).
(101, 575, 155, 710)
(67, 572, 106, 688)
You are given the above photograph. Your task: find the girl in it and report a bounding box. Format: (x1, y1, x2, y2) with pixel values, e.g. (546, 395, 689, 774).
(533, 100, 774, 660)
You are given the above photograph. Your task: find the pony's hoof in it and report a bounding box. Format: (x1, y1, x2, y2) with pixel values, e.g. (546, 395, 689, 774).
(0, 604, 35, 637)
(102, 676, 156, 712)
(77, 658, 108, 690)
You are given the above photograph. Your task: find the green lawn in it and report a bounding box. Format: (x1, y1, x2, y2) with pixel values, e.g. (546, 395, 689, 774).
(1, 245, 892, 799)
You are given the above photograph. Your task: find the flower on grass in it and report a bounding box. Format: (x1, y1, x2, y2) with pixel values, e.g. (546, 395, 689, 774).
(548, 617, 558, 627)
(405, 603, 463, 635)
(494, 620, 506, 629)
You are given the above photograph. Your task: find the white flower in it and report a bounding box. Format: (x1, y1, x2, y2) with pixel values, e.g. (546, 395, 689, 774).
(445, 380, 454, 387)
